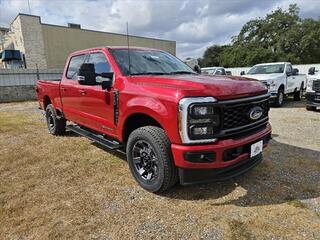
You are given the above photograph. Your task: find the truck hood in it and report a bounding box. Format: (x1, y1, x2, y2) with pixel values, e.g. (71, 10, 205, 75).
(243, 73, 284, 81)
(130, 74, 267, 100)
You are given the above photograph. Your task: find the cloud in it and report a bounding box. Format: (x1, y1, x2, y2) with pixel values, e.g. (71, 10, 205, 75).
(0, 0, 319, 59)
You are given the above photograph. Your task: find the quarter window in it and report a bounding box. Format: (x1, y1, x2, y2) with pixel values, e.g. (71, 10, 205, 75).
(66, 54, 86, 79)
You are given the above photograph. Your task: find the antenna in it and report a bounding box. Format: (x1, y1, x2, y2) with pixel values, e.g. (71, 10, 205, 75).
(27, 0, 31, 14)
(126, 22, 131, 76)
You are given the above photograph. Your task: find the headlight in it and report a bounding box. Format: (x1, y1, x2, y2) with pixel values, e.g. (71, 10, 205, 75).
(307, 78, 315, 92)
(191, 105, 214, 117)
(179, 97, 219, 144)
(270, 79, 276, 86)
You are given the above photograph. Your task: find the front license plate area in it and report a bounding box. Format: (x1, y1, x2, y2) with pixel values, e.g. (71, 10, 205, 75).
(250, 140, 263, 158)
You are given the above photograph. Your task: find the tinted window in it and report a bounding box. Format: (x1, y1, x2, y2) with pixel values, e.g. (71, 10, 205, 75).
(286, 64, 292, 74)
(247, 64, 285, 75)
(66, 54, 86, 79)
(110, 49, 194, 76)
(87, 53, 111, 74)
(215, 68, 226, 75)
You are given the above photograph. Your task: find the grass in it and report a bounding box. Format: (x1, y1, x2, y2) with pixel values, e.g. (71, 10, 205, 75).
(0, 101, 319, 240)
(287, 200, 308, 209)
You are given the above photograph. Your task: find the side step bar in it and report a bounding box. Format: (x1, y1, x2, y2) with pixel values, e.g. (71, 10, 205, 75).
(67, 125, 122, 150)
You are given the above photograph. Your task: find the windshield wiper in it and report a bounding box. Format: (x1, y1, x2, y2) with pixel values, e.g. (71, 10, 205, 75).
(168, 71, 195, 75)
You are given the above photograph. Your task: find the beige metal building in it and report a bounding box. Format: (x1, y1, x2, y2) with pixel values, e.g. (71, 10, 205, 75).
(0, 13, 176, 69)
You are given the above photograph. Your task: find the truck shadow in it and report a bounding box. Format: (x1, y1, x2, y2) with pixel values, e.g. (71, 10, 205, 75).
(273, 97, 306, 109)
(163, 139, 320, 207)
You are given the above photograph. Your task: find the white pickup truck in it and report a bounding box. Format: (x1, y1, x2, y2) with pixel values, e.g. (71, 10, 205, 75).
(201, 67, 229, 75)
(242, 62, 306, 107)
(306, 67, 320, 111)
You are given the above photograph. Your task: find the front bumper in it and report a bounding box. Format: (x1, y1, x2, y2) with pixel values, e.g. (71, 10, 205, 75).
(171, 124, 272, 184)
(179, 154, 263, 185)
(305, 92, 320, 107)
(268, 91, 278, 100)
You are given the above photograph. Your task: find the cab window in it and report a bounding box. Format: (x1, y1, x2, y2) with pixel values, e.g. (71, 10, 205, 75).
(286, 64, 293, 75)
(87, 52, 112, 74)
(66, 54, 86, 79)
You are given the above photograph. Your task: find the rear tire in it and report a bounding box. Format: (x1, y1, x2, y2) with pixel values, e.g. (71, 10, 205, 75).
(45, 104, 66, 135)
(294, 84, 303, 101)
(274, 88, 284, 107)
(126, 126, 178, 193)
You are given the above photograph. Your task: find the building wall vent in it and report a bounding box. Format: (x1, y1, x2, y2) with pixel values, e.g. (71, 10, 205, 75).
(68, 23, 81, 29)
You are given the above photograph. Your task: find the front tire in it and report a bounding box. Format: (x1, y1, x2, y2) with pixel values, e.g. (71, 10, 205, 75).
(274, 88, 284, 107)
(45, 104, 66, 135)
(126, 126, 178, 193)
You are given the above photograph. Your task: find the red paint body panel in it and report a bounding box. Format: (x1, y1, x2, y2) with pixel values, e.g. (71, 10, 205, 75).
(171, 124, 271, 169)
(36, 46, 271, 170)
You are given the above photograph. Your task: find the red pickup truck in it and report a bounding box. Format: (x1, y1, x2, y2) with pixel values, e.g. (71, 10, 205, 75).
(36, 46, 272, 192)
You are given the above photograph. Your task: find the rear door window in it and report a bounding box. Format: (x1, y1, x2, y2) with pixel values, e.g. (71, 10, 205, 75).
(66, 54, 86, 79)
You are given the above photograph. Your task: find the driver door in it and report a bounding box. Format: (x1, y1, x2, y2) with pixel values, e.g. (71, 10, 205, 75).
(286, 64, 295, 93)
(77, 51, 116, 136)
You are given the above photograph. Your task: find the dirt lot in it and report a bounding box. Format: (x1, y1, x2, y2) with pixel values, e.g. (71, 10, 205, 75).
(0, 99, 319, 240)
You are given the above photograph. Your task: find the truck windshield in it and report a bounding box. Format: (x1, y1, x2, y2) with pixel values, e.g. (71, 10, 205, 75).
(247, 64, 285, 75)
(110, 49, 195, 76)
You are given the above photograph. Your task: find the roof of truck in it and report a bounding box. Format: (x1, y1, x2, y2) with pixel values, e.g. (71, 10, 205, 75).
(70, 46, 163, 56)
(254, 62, 290, 66)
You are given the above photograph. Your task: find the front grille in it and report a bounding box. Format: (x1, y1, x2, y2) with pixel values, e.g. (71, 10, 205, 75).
(313, 80, 320, 92)
(213, 94, 270, 138)
(223, 98, 269, 129)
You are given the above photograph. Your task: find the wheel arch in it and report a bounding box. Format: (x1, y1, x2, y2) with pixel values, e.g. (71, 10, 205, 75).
(43, 95, 52, 110)
(279, 84, 285, 91)
(121, 112, 164, 143)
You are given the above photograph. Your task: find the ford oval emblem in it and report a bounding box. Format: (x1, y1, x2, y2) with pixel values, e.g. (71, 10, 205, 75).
(248, 106, 263, 120)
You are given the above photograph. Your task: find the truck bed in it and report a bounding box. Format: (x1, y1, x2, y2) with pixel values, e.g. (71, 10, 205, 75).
(36, 80, 61, 110)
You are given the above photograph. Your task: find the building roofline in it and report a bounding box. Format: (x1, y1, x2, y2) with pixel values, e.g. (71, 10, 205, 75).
(12, 13, 175, 44)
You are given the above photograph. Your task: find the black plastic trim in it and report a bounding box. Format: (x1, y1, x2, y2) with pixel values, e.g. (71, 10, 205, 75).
(114, 89, 119, 125)
(179, 154, 263, 186)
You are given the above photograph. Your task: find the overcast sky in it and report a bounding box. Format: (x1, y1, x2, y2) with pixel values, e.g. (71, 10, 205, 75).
(0, 0, 319, 59)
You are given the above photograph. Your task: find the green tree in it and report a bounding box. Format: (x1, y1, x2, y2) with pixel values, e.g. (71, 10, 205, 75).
(199, 45, 227, 67)
(200, 4, 320, 67)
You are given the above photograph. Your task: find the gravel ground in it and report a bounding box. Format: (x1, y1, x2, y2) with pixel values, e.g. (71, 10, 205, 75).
(0, 99, 319, 239)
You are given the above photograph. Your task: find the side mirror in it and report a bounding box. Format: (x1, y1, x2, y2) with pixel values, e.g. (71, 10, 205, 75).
(96, 72, 114, 90)
(240, 71, 245, 75)
(78, 63, 96, 85)
(292, 68, 299, 75)
(194, 65, 201, 74)
(308, 67, 315, 75)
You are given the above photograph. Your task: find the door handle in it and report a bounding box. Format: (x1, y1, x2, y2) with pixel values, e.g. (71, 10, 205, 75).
(79, 89, 87, 95)
(61, 87, 67, 91)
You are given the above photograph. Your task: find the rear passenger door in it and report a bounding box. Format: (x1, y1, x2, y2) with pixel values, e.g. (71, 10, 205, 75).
(60, 54, 87, 123)
(77, 52, 116, 136)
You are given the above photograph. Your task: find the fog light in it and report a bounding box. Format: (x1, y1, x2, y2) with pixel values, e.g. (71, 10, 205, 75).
(184, 151, 216, 163)
(192, 126, 214, 136)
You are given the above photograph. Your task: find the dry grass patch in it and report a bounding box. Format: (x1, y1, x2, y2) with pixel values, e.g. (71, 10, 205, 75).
(0, 101, 319, 240)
